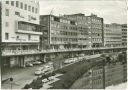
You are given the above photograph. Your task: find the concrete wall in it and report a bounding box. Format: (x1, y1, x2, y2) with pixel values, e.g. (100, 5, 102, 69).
(1, 0, 40, 43)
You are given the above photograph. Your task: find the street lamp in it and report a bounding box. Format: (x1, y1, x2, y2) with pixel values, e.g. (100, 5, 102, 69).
(17, 38, 23, 53)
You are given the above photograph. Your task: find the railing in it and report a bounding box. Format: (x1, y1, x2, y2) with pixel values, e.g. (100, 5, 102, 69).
(2, 46, 127, 56)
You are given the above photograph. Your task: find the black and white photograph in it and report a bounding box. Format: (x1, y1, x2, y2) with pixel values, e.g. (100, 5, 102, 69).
(0, 0, 127, 89)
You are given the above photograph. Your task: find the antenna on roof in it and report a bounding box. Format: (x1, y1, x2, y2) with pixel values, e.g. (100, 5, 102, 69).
(50, 8, 54, 15)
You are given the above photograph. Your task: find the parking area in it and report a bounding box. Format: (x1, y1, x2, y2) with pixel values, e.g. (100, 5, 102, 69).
(1, 63, 51, 89)
(2, 54, 102, 89)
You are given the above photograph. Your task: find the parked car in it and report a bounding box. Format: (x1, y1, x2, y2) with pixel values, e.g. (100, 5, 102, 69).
(64, 60, 71, 64)
(64, 58, 76, 64)
(43, 65, 54, 74)
(35, 67, 44, 75)
(25, 62, 33, 67)
(48, 62, 53, 66)
(32, 61, 42, 65)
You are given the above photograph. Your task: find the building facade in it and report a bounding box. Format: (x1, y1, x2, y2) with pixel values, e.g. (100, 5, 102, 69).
(64, 13, 104, 48)
(90, 65, 104, 89)
(81, 61, 127, 89)
(104, 23, 122, 47)
(87, 14, 104, 48)
(0, 2, 1, 45)
(105, 62, 124, 87)
(40, 15, 78, 50)
(121, 24, 127, 46)
(63, 13, 90, 48)
(1, 0, 43, 67)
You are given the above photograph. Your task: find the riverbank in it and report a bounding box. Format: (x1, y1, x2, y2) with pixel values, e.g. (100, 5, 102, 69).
(50, 56, 104, 89)
(106, 82, 127, 90)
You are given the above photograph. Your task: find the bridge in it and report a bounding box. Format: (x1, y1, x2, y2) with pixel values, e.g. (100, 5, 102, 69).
(2, 46, 127, 56)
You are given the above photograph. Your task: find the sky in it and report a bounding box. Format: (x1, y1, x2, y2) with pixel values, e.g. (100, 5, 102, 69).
(39, 0, 127, 24)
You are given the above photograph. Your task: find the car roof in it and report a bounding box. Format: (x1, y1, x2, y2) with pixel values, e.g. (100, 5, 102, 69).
(36, 67, 44, 70)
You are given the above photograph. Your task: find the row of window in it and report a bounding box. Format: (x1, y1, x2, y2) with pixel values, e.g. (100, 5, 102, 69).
(51, 31, 88, 36)
(78, 27, 88, 30)
(122, 36, 127, 38)
(105, 33, 121, 36)
(5, 9, 37, 22)
(105, 37, 122, 39)
(93, 75, 102, 80)
(6, 1, 38, 14)
(51, 37, 78, 42)
(106, 41, 122, 43)
(79, 32, 88, 35)
(92, 69, 103, 75)
(122, 25, 127, 28)
(18, 22, 41, 32)
(105, 44, 121, 47)
(92, 38, 101, 41)
(91, 24, 102, 27)
(51, 23, 77, 30)
(60, 31, 77, 36)
(122, 39, 127, 41)
(65, 15, 88, 20)
(79, 38, 88, 40)
(93, 79, 102, 85)
(92, 33, 101, 36)
(51, 16, 76, 25)
(51, 30, 77, 36)
(122, 29, 127, 31)
(122, 32, 127, 34)
(5, 33, 37, 42)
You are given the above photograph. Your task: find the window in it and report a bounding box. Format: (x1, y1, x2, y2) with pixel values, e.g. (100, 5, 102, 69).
(28, 35, 31, 40)
(20, 2, 23, 9)
(17, 36, 19, 39)
(24, 4, 27, 10)
(15, 11, 20, 16)
(16, 1, 19, 7)
(32, 7, 34, 13)
(5, 9, 9, 16)
(28, 6, 31, 11)
(5, 33, 9, 40)
(35, 8, 38, 13)
(54, 17, 60, 22)
(5, 22, 9, 27)
(6, 1, 9, 4)
(11, 1, 14, 6)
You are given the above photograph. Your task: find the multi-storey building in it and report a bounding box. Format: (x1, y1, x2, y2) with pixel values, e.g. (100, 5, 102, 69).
(81, 61, 127, 89)
(64, 13, 104, 48)
(90, 65, 104, 89)
(40, 15, 78, 50)
(0, 2, 1, 44)
(105, 62, 124, 87)
(63, 13, 90, 48)
(123, 63, 127, 82)
(104, 23, 122, 47)
(121, 24, 127, 46)
(87, 14, 104, 47)
(1, 0, 43, 67)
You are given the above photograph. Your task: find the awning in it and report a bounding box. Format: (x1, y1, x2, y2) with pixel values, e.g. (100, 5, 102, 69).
(18, 21, 45, 27)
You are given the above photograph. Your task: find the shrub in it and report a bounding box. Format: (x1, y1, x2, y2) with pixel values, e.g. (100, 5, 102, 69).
(30, 78, 43, 89)
(51, 57, 104, 89)
(23, 84, 31, 89)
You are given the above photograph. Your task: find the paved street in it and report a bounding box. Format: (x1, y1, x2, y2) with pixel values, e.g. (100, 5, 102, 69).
(2, 64, 46, 89)
(1, 54, 104, 89)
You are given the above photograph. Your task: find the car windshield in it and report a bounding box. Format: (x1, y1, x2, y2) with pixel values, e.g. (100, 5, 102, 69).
(36, 69, 41, 71)
(45, 65, 50, 68)
(36, 67, 43, 71)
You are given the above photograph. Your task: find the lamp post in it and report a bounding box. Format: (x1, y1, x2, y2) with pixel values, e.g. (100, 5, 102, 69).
(18, 38, 22, 53)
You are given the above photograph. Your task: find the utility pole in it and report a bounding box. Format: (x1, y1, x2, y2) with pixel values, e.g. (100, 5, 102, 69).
(50, 8, 54, 15)
(102, 58, 106, 89)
